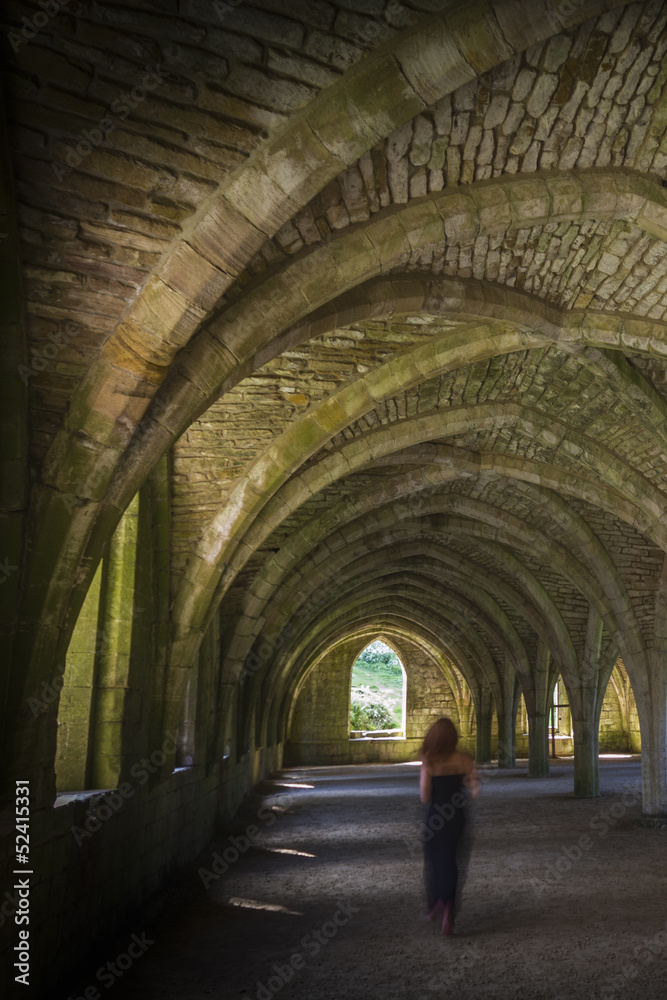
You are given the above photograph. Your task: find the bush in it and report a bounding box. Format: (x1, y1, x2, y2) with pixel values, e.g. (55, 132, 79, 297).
(350, 696, 398, 731)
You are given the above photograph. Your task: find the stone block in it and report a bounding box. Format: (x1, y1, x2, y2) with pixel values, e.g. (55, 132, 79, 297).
(308, 52, 424, 163)
(638, 197, 667, 241)
(505, 177, 551, 227)
(189, 197, 265, 274)
(471, 184, 512, 235)
(394, 17, 474, 106)
(444, 0, 514, 75)
(494, 0, 560, 52)
(160, 243, 231, 314)
(438, 191, 479, 244)
(125, 277, 207, 354)
(226, 64, 315, 113)
(248, 117, 341, 228)
(546, 173, 584, 220)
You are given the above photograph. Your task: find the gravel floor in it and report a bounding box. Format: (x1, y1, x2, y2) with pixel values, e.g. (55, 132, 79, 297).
(58, 756, 667, 1000)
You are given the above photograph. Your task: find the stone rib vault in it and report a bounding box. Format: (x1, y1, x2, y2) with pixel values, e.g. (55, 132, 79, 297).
(2, 0, 667, 993)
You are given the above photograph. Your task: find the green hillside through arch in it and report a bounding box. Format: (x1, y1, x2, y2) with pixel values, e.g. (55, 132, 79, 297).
(349, 640, 405, 732)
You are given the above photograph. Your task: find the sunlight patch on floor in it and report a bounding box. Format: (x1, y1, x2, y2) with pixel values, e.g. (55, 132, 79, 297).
(228, 897, 304, 915)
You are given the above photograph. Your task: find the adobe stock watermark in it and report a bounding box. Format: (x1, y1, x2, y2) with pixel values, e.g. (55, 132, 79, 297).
(51, 66, 164, 181)
(8, 0, 74, 53)
(0, 557, 18, 585)
(401, 750, 503, 860)
(98, 6, 140, 24)
(240, 571, 354, 686)
(198, 797, 295, 888)
(415, 787, 467, 847)
(70, 732, 179, 846)
(239, 620, 297, 686)
(394, 490, 427, 519)
(598, 920, 667, 998)
(65, 931, 154, 1000)
(530, 782, 642, 894)
(27, 608, 145, 718)
(60, 397, 173, 514)
(27, 673, 64, 717)
(214, 0, 244, 24)
(239, 498, 425, 685)
(17, 321, 80, 386)
(238, 584, 337, 685)
(254, 899, 359, 1000)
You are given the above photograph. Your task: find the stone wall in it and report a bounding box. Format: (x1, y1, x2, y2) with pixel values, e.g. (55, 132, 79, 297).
(287, 648, 640, 765)
(1, 739, 282, 998)
(285, 634, 475, 765)
(0, 473, 282, 997)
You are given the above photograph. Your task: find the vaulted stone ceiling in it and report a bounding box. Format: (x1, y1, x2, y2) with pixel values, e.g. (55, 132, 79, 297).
(3, 0, 667, 809)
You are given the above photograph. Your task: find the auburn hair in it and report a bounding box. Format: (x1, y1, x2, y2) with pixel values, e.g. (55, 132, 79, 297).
(420, 717, 458, 763)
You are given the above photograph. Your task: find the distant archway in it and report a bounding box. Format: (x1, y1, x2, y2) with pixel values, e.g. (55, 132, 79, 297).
(349, 639, 407, 738)
(599, 660, 641, 755)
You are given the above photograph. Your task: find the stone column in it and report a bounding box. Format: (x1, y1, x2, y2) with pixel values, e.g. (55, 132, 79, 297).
(475, 686, 493, 764)
(528, 711, 550, 777)
(497, 660, 517, 768)
(573, 716, 600, 797)
(526, 641, 552, 777)
(146, 454, 171, 764)
(569, 682, 604, 798)
(497, 710, 516, 768)
(637, 656, 667, 825)
(571, 607, 604, 797)
(55, 563, 104, 791)
(88, 495, 139, 790)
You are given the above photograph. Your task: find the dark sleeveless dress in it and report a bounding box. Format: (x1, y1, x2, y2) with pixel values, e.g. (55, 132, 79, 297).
(422, 773, 467, 913)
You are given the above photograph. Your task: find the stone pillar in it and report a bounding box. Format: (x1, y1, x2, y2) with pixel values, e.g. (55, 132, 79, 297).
(569, 682, 603, 798)
(89, 494, 139, 790)
(55, 563, 104, 791)
(475, 686, 493, 764)
(528, 711, 550, 777)
(636, 660, 667, 825)
(635, 558, 667, 822)
(146, 454, 171, 763)
(571, 607, 604, 797)
(497, 709, 516, 768)
(497, 661, 517, 768)
(526, 641, 552, 777)
(573, 717, 600, 797)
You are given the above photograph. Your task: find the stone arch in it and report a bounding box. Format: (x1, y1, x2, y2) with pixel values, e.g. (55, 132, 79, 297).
(20, 5, 642, 729)
(172, 398, 667, 671)
(279, 611, 482, 763)
(23, 171, 667, 705)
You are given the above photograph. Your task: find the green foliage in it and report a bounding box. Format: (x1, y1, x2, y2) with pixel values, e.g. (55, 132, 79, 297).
(349, 640, 404, 731)
(357, 640, 402, 672)
(350, 694, 398, 732)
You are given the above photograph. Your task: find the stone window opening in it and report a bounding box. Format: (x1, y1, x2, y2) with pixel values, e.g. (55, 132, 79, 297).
(348, 639, 407, 741)
(55, 493, 140, 794)
(549, 676, 572, 758)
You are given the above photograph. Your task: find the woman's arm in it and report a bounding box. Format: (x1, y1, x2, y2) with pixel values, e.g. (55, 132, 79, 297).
(463, 757, 481, 799)
(419, 761, 431, 803)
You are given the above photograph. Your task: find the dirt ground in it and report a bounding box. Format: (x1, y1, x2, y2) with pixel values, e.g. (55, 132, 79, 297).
(58, 756, 667, 1000)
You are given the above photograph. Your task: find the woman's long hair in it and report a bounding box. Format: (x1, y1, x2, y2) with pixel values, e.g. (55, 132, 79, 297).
(420, 717, 458, 763)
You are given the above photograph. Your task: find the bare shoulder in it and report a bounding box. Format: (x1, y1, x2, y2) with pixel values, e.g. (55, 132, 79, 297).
(429, 750, 475, 775)
(455, 750, 475, 772)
